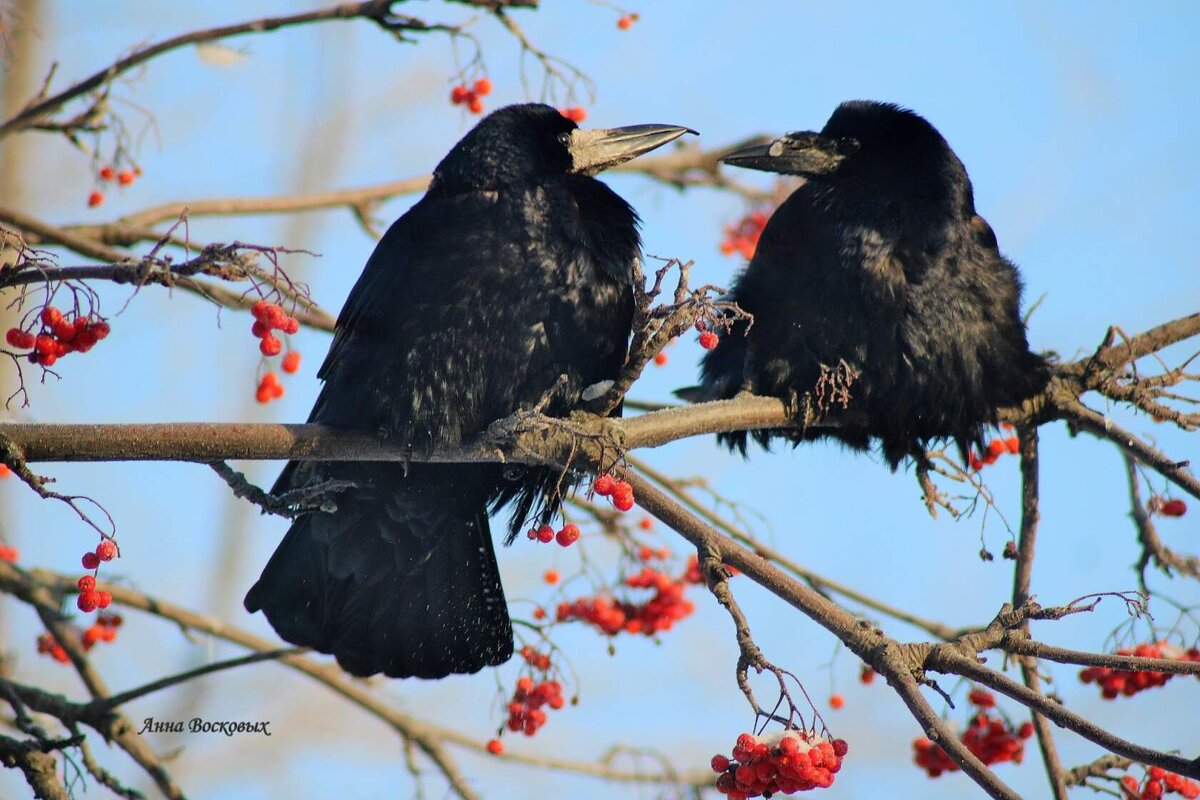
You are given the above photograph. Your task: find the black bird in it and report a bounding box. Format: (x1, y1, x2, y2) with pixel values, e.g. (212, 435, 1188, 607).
(685, 101, 1047, 467)
(245, 104, 692, 679)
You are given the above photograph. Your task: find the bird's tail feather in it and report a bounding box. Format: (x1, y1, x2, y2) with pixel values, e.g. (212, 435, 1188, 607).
(244, 464, 513, 679)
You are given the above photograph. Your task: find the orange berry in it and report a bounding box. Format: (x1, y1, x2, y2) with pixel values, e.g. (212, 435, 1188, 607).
(468, 96, 484, 114)
(653, 352, 668, 366)
(543, 569, 559, 585)
(98, 166, 115, 181)
(451, 85, 470, 105)
(829, 693, 845, 710)
(486, 738, 504, 755)
(117, 170, 135, 185)
(1004, 436, 1019, 454)
(87, 190, 104, 208)
(617, 15, 633, 30)
(638, 517, 653, 530)
(986, 439, 1006, 458)
(473, 77, 493, 96)
(281, 351, 301, 374)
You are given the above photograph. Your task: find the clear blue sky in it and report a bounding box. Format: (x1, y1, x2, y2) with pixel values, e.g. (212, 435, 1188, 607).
(2, 2, 1198, 798)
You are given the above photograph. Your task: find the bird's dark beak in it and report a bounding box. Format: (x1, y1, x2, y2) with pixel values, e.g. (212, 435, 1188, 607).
(568, 124, 697, 176)
(720, 131, 852, 176)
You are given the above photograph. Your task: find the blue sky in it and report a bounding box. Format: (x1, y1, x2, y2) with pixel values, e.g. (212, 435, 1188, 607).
(2, 1, 1198, 798)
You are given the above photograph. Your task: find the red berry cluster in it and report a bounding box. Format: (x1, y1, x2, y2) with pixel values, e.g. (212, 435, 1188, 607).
(0, 543, 17, 562)
(560, 106, 587, 123)
(912, 691, 1033, 778)
(593, 473, 635, 511)
(519, 645, 552, 671)
(1148, 496, 1188, 517)
(77, 538, 118, 612)
(36, 613, 123, 664)
(250, 300, 302, 404)
(451, 78, 493, 115)
(87, 165, 142, 207)
(1079, 641, 1200, 699)
(719, 210, 769, 260)
(526, 522, 580, 547)
(711, 730, 849, 798)
(1121, 766, 1200, 800)
(6, 306, 111, 368)
(637, 544, 671, 561)
(505, 675, 565, 736)
(616, 12, 639, 30)
(555, 561, 696, 636)
(969, 425, 1020, 471)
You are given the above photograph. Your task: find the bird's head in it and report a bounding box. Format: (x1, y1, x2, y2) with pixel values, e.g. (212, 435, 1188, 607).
(720, 101, 956, 183)
(432, 103, 695, 190)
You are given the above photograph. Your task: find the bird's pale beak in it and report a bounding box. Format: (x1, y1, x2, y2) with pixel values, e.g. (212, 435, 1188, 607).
(568, 124, 697, 176)
(721, 131, 851, 176)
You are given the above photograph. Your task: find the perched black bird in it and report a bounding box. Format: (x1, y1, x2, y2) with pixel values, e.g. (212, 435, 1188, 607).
(685, 101, 1047, 467)
(245, 104, 692, 679)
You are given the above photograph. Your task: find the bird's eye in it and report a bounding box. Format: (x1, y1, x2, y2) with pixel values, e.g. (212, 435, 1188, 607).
(557, 132, 571, 147)
(837, 137, 861, 155)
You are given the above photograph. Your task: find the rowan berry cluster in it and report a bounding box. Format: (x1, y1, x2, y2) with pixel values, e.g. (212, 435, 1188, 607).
(250, 300, 302, 403)
(450, 78, 493, 115)
(560, 106, 587, 123)
(1121, 766, 1200, 799)
(526, 522, 580, 547)
(711, 729, 849, 797)
(1147, 496, 1188, 517)
(77, 538, 118, 612)
(616, 12, 639, 30)
(593, 473, 635, 511)
(6, 306, 111, 368)
(504, 675, 565, 736)
(912, 690, 1033, 778)
(36, 614, 123, 664)
(968, 424, 1019, 471)
(519, 645, 552, 671)
(1079, 641, 1200, 699)
(87, 165, 142, 207)
(719, 210, 768, 260)
(555, 561, 696, 636)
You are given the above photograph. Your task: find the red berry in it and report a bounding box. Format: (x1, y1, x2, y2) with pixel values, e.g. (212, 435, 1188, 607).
(117, 170, 135, 185)
(251, 320, 271, 338)
(468, 96, 484, 114)
(96, 590, 112, 609)
(699, 331, 719, 350)
(638, 517, 653, 530)
(543, 569, 560, 585)
(829, 693, 845, 709)
(617, 15, 633, 30)
(282, 351, 301, 374)
(555, 523, 580, 547)
(77, 591, 99, 613)
(986, 439, 1006, 458)
(87, 190, 104, 208)
(711, 754, 730, 773)
(5, 327, 25, 348)
(450, 85, 470, 105)
(832, 738, 849, 757)
(534, 525, 554, 543)
(968, 688, 996, 708)
(91, 321, 110, 340)
(860, 666, 876, 684)
(473, 77, 493, 96)
(532, 607, 546, 620)
(1161, 499, 1187, 517)
(81, 552, 100, 570)
(486, 738, 503, 755)
(95, 539, 118, 561)
(611, 481, 635, 511)
(260, 334, 282, 357)
(282, 317, 300, 335)
(98, 166, 115, 181)
(41, 306, 62, 326)
(593, 474, 616, 496)
(77, 576, 96, 592)
(251, 300, 272, 321)
(1005, 436, 1020, 454)
(653, 352, 668, 366)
